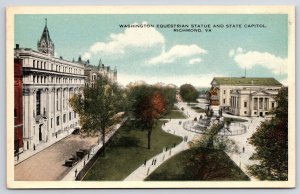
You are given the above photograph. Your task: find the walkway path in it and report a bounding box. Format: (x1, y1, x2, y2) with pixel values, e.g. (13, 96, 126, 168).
(124, 103, 202, 181)
(222, 112, 266, 180)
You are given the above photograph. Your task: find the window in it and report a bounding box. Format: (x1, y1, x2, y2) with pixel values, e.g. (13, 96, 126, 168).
(33, 76, 36, 83)
(33, 60, 36, 68)
(272, 102, 275, 108)
(14, 108, 17, 118)
(223, 99, 226, 104)
(56, 116, 60, 126)
(36, 90, 41, 116)
(37, 61, 39, 68)
(244, 111, 247, 114)
(244, 102, 247, 108)
(223, 90, 226, 94)
(69, 112, 72, 120)
(254, 112, 257, 115)
(51, 118, 53, 128)
(74, 112, 76, 118)
(63, 114, 66, 123)
(56, 90, 59, 111)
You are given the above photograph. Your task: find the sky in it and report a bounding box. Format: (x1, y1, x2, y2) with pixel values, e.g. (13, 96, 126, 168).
(15, 14, 288, 87)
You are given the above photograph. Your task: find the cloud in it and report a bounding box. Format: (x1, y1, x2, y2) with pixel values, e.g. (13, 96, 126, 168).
(189, 58, 202, 65)
(82, 52, 91, 60)
(118, 73, 223, 87)
(83, 21, 165, 58)
(148, 44, 207, 65)
(230, 48, 287, 75)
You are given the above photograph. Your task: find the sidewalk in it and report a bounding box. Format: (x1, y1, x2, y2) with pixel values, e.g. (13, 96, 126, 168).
(15, 128, 75, 165)
(124, 107, 202, 181)
(62, 121, 124, 181)
(225, 115, 265, 180)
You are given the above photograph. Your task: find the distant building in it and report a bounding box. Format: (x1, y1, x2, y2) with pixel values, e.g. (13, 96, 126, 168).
(209, 77, 282, 117)
(76, 57, 117, 87)
(14, 21, 85, 152)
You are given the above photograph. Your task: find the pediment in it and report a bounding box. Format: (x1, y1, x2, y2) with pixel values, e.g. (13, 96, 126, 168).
(251, 90, 271, 96)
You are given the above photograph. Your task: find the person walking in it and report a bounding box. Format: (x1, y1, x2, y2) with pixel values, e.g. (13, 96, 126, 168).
(242, 146, 245, 153)
(75, 169, 78, 178)
(144, 159, 147, 166)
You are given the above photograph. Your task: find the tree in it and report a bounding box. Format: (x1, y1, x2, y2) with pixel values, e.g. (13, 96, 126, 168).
(128, 84, 165, 149)
(69, 75, 125, 153)
(179, 84, 199, 103)
(248, 87, 288, 180)
(160, 86, 177, 113)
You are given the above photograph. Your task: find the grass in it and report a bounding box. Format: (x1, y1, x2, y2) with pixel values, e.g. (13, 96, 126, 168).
(191, 106, 206, 113)
(162, 110, 186, 119)
(146, 147, 250, 181)
(224, 117, 248, 123)
(83, 120, 182, 181)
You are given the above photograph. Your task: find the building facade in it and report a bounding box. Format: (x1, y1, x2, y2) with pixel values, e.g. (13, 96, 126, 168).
(209, 77, 282, 117)
(14, 22, 85, 151)
(76, 57, 117, 87)
(229, 88, 279, 117)
(14, 57, 23, 154)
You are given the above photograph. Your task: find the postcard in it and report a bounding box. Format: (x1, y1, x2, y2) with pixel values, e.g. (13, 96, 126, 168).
(6, 5, 295, 188)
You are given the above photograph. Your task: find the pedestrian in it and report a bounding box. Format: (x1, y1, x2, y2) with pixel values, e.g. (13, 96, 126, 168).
(55, 132, 57, 138)
(147, 167, 150, 175)
(144, 159, 147, 166)
(33, 144, 36, 151)
(243, 146, 245, 153)
(173, 143, 176, 148)
(169, 149, 171, 156)
(17, 153, 19, 161)
(84, 160, 86, 166)
(151, 158, 154, 165)
(154, 159, 156, 165)
(75, 169, 78, 178)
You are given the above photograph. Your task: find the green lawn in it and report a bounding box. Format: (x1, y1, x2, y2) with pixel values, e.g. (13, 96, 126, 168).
(191, 106, 206, 113)
(162, 110, 186, 119)
(224, 117, 248, 123)
(83, 120, 182, 180)
(146, 147, 250, 181)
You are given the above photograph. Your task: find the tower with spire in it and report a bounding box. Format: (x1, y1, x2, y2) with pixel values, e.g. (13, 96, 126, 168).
(37, 18, 55, 56)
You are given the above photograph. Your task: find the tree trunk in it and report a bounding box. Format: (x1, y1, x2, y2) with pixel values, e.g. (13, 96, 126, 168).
(147, 128, 152, 149)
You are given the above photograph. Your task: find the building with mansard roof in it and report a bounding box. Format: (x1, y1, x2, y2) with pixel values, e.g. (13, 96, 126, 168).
(75, 57, 117, 88)
(14, 21, 86, 153)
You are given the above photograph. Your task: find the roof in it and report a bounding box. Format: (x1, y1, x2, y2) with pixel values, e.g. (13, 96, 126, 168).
(39, 24, 54, 47)
(211, 77, 282, 86)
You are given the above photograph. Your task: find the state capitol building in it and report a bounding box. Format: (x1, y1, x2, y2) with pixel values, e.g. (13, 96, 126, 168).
(14, 21, 117, 155)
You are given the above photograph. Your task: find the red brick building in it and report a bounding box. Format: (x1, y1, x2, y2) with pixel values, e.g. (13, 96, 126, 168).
(14, 57, 23, 154)
(209, 87, 220, 106)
